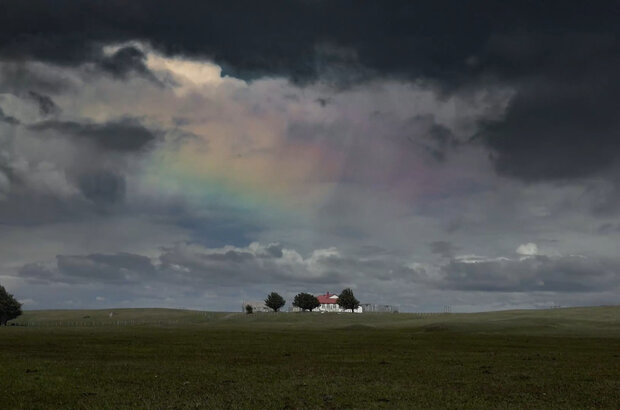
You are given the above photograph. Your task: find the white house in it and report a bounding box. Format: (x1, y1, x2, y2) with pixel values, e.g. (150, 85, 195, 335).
(316, 292, 362, 313)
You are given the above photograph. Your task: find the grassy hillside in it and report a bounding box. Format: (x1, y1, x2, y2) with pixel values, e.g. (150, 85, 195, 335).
(15, 308, 225, 326)
(2, 306, 619, 409)
(13, 305, 620, 336)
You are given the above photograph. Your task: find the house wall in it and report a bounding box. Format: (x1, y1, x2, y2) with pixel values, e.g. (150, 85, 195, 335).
(316, 303, 363, 313)
(242, 301, 271, 313)
(316, 303, 340, 312)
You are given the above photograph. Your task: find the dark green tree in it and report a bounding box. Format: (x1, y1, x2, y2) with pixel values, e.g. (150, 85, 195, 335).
(337, 288, 360, 312)
(245, 304, 253, 314)
(0, 285, 22, 326)
(264, 292, 286, 312)
(292, 292, 320, 312)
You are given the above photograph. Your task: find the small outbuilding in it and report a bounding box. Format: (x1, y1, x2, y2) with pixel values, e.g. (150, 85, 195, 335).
(241, 301, 271, 313)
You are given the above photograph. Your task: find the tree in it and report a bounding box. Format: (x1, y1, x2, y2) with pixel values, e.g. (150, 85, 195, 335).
(264, 292, 285, 312)
(0, 285, 22, 326)
(245, 304, 253, 314)
(292, 292, 320, 312)
(337, 288, 360, 313)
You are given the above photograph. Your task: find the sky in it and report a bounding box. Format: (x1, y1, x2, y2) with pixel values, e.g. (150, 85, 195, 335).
(1, 0, 620, 312)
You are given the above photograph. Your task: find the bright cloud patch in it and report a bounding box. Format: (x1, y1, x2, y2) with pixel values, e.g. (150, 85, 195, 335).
(516, 243, 539, 256)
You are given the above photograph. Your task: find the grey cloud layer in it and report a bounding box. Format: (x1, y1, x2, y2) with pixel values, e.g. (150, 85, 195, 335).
(20, 252, 155, 284)
(440, 255, 620, 293)
(17, 243, 620, 297)
(18, 243, 347, 287)
(2, 3, 620, 310)
(0, 68, 167, 223)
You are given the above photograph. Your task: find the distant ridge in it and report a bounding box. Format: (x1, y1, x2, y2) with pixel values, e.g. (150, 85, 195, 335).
(8, 306, 620, 336)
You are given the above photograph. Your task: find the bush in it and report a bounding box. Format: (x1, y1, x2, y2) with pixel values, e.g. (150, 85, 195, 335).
(0, 285, 22, 326)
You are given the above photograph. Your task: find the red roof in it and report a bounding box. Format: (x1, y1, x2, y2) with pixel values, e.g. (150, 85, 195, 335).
(317, 292, 338, 304)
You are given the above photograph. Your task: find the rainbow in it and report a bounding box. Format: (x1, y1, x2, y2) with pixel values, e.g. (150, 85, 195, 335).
(141, 135, 347, 217)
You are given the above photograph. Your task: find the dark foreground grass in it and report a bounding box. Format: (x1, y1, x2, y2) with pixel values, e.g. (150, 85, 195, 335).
(1, 309, 620, 409)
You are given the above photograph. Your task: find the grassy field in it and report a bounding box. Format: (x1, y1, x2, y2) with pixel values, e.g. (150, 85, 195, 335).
(1, 307, 620, 409)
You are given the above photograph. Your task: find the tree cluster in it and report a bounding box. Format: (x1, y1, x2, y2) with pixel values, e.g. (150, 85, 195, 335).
(0, 285, 22, 326)
(263, 288, 360, 313)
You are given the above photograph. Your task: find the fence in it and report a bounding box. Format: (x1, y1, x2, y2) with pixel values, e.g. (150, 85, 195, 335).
(11, 320, 185, 327)
(408, 312, 452, 317)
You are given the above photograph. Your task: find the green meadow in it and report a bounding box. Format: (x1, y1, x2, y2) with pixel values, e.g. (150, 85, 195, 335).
(1, 307, 620, 409)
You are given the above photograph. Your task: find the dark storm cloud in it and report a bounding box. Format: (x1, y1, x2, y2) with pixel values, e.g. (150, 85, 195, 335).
(0, 63, 73, 95)
(0, 158, 130, 223)
(26, 91, 60, 116)
(97, 46, 161, 84)
(425, 124, 457, 162)
(2, 1, 620, 182)
(56, 253, 157, 283)
(0, 118, 147, 222)
(98, 46, 147, 77)
(429, 241, 459, 258)
(78, 171, 126, 205)
(468, 31, 620, 182)
(264, 243, 284, 258)
(404, 114, 460, 162)
(440, 255, 620, 292)
(481, 58, 620, 181)
(0, 193, 84, 225)
(0, 1, 613, 83)
(18, 263, 57, 283)
(597, 222, 620, 235)
(29, 117, 159, 152)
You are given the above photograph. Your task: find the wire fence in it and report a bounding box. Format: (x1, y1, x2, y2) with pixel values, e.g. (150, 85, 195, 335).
(11, 320, 186, 327)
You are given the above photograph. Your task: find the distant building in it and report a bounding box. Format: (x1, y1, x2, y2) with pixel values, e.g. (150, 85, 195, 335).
(242, 301, 271, 313)
(316, 292, 362, 313)
(360, 303, 399, 313)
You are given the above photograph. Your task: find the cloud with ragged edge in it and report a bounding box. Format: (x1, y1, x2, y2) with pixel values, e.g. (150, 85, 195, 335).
(15, 243, 620, 311)
(439, 253, 620, 293)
